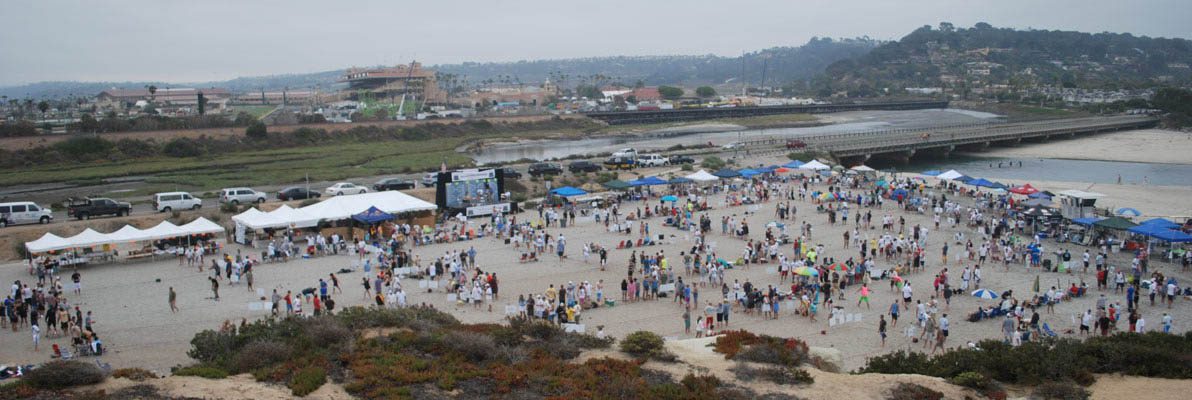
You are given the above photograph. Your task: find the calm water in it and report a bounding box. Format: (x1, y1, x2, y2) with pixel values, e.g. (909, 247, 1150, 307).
(469, 109, 998, 164)
(893, 156, 1192, 186)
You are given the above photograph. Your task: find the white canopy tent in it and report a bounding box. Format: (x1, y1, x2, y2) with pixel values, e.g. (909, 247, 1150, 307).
(137, 221, 186, 241)
(26, 233, 71, 253)
(799, 160, 831, 171)
(181, 217, 226, 235)
(849, 165, 876, 172)
(684, 169, 720, 182)
(937, 170, 965, 180)
(66, 228, 111, 248)
(300, 191, 436, 222)
(267, 205, 319, 228)
(107, 225, 146, 243)
(231, 207, 272, 228)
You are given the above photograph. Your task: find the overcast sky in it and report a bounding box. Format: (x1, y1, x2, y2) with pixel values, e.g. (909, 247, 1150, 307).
(1, 0, 1189, 85)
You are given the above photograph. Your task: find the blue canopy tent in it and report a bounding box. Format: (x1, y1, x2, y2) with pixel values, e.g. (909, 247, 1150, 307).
(921, 170, 941, 176)
(889, 188, 909, 201)
(712, 168, 741, 178)
(668, 177, 693, 184)
(966, 178, 997, 188)
(1028, 191, 1052, 199)
(953, 175, 974, 183)
(991, 182, 1009, 189)
(550, 186, 588, 197)
(352, 206, 395, 224)
(629, 176, 669, 186)
(1150, 229, 1192, 243)
(758, 165, 778, 173)
(738, 168, 762, 177)
(1072, 217, 1104, 226)
(783, 160, 805, 168)
(1139, 218, 1179, 230)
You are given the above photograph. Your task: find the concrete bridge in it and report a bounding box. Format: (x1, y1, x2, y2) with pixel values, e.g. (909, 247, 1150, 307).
(585, 100, 949, 125)
(804, 115, 1160, 165)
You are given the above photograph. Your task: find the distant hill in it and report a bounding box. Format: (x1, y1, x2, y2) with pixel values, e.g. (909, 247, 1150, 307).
(812, 22, 1192, 97)
(0, 38, 877, 100)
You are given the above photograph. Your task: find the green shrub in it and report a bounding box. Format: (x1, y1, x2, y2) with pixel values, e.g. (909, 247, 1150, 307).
(949, 371, 991, 390)
(172, 364, 229, 379)
(231, 340, 291, 373)
(887, 382, 943, 400)
(680, 163, 693, 171)
(22, 360, 107, 389)
(1032, 381, 1089, 400)
(299, 198, 320, 207)
(701, 156, 725, 170)
(111, 368, 156, 381)
(730, 363, 814, 385)
(620, 331, 665, 357)
(219, 203, 240, 213)
(289, 366, 326, 397)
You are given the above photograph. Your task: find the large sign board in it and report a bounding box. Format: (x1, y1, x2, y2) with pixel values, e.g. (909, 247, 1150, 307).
(435, 168, 507, 217)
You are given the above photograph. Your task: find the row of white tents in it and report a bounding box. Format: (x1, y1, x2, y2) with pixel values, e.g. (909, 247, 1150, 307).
(232, 190, 437, 231)
(26, 217, 225, 254)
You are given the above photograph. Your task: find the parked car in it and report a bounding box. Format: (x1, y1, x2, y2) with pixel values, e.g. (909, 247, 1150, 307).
(421, 172, 440, 187)
(637, 154, 668, 167)
(277, 187, 321, 201)
(612, 148, 638, 159)
(603, 156, 636, 170)
(668, 155, 695, 164)
(66, 197, 131, 220)
(722, 142, 743, 150)
(496, 167, 522, 179)
(786, 139, 807, 149)
(0, 201, 53, 227)
(528, 162, 563, 177)
(220, 187, 267, 205)
(568, 160, 602, 173)
(154, 192, 202, 212)
(373, 178, 416, 191)
(325, 182, 367, 196)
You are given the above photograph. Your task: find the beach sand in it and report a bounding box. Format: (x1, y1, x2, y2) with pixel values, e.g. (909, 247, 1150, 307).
(978, 129, 1192, 165)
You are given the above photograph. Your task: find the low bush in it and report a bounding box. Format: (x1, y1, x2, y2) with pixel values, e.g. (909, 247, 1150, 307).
(111, 367, 156, 381)
(299, 198, 320, 207)
(730, 363, 814, 385)
(620, 331, 665, 358)
(714, 330, 809, 367)
(22, 360, 107, 389)
(231, 340, 291, 373)
(289, 366, 327, 397)
(173, 364, 229, 379)
(1032, 381, 1090, 400)
(887, 382, 943, 400)
(949, 371, 991, 390)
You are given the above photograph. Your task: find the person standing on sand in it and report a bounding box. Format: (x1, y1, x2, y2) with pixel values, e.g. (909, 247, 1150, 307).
(879, 314, 887, 347)
(683, 309, 691, 335)
(889, 300, 899, 328)
(169, 287, 178, 313)
(71, 271, 81, 295)
(209, 277, 220, 301)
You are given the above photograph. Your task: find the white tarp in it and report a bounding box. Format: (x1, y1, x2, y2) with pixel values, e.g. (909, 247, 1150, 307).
(301, 191, 436, 222)
(850, 165, 875, 172)
(268, 205, 319, 228)
(799, 160, 830, 171)
(937, 170, 965, 180)
(26, 232, 71, 253)
(684, 169, 720, 182)
(66, 228, 110, 248)
(181, 217, 225, 235)
(107, 225, 146, 243)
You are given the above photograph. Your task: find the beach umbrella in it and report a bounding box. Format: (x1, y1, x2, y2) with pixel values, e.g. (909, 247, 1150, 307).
(825, 263, 849, 272)
(775, 167, 791, 173)
(1010, 184, 1039, 195)
(712, 168, 741, 178)
(794, 266, 819, 277)
(971, 289, 998, 299)
(661, 195, 678, 202)
(783, 160, 805, 168)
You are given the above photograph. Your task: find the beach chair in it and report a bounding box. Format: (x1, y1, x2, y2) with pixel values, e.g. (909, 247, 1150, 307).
(1042, 323, 1059, 337)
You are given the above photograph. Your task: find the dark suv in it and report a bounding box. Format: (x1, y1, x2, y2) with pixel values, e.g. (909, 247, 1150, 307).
(567, 160, 602, 173)
(528, 162, 563, 177)
(373, 178, 416, 191)
(496, 167, 522, 179)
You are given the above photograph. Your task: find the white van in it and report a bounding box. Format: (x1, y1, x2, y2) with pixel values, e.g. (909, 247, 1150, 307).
(0, 202, 52, 227)
(154, 192, 202, 212)
(637, 154, 668, 167)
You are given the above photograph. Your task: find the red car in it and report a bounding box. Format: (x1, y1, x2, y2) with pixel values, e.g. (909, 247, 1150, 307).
(786, 139, 807, 149)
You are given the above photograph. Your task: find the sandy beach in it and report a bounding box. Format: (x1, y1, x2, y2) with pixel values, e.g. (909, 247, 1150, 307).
(977, 129, 1192, 165)
(1, 152, 1189, 381)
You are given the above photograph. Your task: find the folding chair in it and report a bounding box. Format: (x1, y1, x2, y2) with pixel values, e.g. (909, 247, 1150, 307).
(1042, 322, 1059, 337)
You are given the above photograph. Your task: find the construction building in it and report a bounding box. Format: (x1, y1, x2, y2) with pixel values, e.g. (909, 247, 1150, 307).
(340, 62, 446, 104)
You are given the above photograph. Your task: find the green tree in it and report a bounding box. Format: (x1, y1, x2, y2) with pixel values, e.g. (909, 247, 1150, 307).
(197, 92, 208, 115)
(658, 85, 684, 100)
(79, 113, 99, 133)
(696, 86, 717, 98)
(245, 121, 267, 139)
(37, 101, 49, 118)
(233, 112, 255, 126)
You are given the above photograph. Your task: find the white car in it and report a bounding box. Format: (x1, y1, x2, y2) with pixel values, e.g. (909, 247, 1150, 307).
(219, 187, 267, 205)
(325, 182, 367, 196)
(637, 154, 668, 167)
(722, 142, 743, 150)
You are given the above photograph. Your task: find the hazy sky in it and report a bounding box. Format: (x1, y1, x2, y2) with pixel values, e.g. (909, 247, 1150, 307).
(1, 0, 1188, 85)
